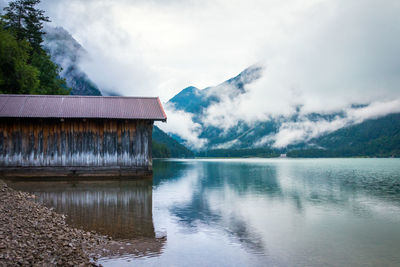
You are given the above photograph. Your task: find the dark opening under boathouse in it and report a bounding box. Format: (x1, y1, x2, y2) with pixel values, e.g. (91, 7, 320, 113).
(0, 95, 167, 177)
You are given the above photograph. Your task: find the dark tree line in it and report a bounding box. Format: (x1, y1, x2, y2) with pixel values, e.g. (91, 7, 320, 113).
(0, 0, 69, 95)
(152, 126, 195, 158)
(152, 141, 171, 158)
(196, 148, 280, 158)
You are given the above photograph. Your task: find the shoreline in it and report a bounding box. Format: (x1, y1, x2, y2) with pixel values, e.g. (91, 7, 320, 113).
(0, 179, 110, 266)
(0, 179, 167, 266)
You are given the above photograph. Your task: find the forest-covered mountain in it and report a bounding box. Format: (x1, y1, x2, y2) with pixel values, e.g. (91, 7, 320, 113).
(167, 66, 400, 158)
(168, 65, 275, 150)
(194, 112, 400, 158)
(153, 126, 194, 158)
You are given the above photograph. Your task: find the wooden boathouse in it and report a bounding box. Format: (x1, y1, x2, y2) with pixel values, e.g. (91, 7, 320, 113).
(0, 95, 167, 177)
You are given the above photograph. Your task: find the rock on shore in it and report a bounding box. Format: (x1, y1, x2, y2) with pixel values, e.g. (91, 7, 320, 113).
(0, 180, 108, 266)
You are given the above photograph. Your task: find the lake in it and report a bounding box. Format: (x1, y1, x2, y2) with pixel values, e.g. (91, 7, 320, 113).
(6, 158, 400, 266)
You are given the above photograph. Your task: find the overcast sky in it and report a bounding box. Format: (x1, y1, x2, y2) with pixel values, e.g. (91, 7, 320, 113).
(33, 0, 400, 102)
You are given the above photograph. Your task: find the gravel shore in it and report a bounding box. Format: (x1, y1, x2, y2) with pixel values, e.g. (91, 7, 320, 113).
(0, 180, 109, 266)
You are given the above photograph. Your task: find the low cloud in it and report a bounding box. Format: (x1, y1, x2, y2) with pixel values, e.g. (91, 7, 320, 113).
(198, 0, 400, 132)
(259, 99, 400, 148)
(156, 103, 208, 149)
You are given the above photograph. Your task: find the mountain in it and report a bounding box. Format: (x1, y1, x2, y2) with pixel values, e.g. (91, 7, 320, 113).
(166, 65, 400, 157)
(152, 126, 194, 158)
(168, 65, 272, 150)
(169, 65, 263, 115)
(287, 113, 400, 157)
(43, 26, 102, 96)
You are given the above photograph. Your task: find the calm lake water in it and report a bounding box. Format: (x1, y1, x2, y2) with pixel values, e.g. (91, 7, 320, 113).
(6, 158, 400, 266)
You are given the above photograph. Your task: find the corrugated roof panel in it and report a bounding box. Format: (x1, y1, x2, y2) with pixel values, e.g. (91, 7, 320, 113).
(1, 97, 26, 117)
(119, 98, 132, 118)
(134, 98, 146, 118)
(86, 97, 102, 118)
(23, 97, 45, 117)
(59, 97, 76, 117)
(0, 95, 9, 113)
(0, 95, 167, 121)
(40, 96, 62, 117)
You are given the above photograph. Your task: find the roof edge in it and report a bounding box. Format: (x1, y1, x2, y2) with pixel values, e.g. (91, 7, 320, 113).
(157, 97, 167, 122)
(0, 94, 159, 99)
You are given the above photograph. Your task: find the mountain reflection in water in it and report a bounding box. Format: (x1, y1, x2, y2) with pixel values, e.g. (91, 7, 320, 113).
(149, 159, 400, 266)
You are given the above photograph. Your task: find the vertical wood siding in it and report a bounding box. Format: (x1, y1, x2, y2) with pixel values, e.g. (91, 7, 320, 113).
(0, 119, 153, 167)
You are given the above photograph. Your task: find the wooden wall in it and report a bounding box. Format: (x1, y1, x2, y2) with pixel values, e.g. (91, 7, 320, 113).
(0, 118, 153, 168)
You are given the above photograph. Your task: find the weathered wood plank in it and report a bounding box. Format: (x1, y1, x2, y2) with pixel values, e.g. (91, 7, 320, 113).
(0, 118, 153, 169)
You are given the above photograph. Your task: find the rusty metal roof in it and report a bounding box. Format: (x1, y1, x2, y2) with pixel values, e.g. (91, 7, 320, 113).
(0, 95, 167, 121)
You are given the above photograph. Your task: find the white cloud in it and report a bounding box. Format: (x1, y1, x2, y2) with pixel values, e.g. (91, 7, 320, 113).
(213, 139, 240, 150)
(196, 0, 400, 134)
(40, 0, 400, 101)
(260, 99, 400, 148)
(156, 103, 208, 149)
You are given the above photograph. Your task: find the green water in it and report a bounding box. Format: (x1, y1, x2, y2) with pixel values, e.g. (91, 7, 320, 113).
(8, 158, 400, 266)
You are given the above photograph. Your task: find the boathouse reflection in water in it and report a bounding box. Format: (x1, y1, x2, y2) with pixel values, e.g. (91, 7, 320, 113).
(7, 178, 164, 257)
